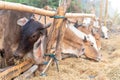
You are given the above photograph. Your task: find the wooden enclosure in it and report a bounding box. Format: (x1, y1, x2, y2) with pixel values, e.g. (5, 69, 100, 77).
(0, 1, 97, 80)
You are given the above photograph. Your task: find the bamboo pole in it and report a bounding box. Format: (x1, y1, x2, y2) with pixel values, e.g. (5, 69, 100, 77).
(66, 13, 95, 18)
(41, 0, 68, 74)
(0, 1, 55, 17)
(99, 0, 103, 23)
(98, 0, 103, 33)
(0, 1, 95, 18)
(104, 0, 108, 26)
(46, 0, 68, 57)
(0, 58, 34, 80)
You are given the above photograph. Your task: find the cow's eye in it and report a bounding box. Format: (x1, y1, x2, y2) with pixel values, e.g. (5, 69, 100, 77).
(31, 34, 37, 40)
(30, 33, 39, 41)
(32, 35, 36, 38)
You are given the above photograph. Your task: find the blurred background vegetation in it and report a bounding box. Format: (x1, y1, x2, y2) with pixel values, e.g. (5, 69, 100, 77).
(2, 0, 120, 24)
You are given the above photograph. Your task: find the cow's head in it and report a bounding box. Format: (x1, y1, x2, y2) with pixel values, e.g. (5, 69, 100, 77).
(91, 29, 102, 50)
(102, 26, 109, 39)
(13, 17, 51, 60)
(83, 36, 102, 61)
(101, 23, 109, 39)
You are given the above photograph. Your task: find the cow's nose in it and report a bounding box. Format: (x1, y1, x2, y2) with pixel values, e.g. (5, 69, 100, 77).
(13, 53, 23, 59)
(95, 54, 102, 62)
(105, 37, 108, 39)
(13, 53, 19, 59)
(91, 42, 94, 46)
(98, 47, 102, 50)
(95, 58, 101, 62)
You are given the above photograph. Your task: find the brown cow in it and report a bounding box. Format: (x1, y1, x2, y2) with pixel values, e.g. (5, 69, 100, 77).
(34, 14, 102, 61)
(74, 21, 102, 51)
(0, 10, 32, 67)
(62, 25, 101, 61)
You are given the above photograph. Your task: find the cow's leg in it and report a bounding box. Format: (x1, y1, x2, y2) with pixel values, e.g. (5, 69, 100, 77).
(0, 49, 6, 68)
(3, 44, 14, 66)
(2, 36, 14, 67)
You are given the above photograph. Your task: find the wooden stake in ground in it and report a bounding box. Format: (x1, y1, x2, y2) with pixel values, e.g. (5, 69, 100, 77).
(46, 0, 68, 59)
(41, 0, 69, 74)
(0, 58, 34, 80)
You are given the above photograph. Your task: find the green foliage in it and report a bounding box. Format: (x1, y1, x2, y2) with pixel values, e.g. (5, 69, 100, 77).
(3, 0, 94, 13)
(4, 0, 82, 13)
(4, 0, 59, 8)
(67, 0, 82, 13)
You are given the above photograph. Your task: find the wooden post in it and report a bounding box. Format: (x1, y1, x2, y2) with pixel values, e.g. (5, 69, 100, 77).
(41, 0, 70, 74)
(99, 0, 103, 23)
(46, 0, 68, 58)
(104, 0, 108, 26)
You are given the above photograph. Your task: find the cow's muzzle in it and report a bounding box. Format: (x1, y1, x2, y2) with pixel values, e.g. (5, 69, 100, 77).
(13, 51, 24, 59)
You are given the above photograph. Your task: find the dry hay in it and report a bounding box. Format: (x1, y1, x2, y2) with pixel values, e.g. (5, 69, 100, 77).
(107, 65, 120, 80)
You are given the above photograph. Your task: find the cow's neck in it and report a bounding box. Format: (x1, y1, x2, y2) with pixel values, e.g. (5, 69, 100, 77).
(66, 23, 98, 51)
(66, 23, 88, 40)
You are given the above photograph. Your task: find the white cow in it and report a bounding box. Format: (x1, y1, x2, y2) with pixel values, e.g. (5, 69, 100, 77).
(93, 20, 100, 28)
(101, 26, 109, 39)
(83, 18, 91, 27)
(66, 23, 99, 51)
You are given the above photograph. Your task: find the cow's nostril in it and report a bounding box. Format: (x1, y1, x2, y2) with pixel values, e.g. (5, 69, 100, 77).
(13, 54, 19, 58)
(91, 43, 94, 46)
(82, 48, 85, 51)
(13, 53, 20, 59)
(14, 54, 18, 58)
(95, 57, 101, 62)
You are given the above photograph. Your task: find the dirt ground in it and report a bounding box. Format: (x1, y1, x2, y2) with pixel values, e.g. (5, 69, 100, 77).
(27, 25, 120, 80)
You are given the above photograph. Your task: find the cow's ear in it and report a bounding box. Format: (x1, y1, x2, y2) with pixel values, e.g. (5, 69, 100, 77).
(17, 17, 29, 26)
(91, 29, 95, 36)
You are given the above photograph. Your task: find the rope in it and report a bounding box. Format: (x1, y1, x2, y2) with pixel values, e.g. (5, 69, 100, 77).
(42, 61, 48, 65)
(44, 54, 59, 72)
(50, 15, 65, 19)
(40, 73, 47, 77)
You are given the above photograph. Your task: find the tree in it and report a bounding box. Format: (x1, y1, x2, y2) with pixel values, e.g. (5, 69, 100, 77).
(4, 0, 59, 8)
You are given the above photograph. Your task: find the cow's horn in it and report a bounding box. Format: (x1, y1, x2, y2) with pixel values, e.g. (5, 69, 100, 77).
(83, 36, 87, 42)
(44, 23, 52, 28)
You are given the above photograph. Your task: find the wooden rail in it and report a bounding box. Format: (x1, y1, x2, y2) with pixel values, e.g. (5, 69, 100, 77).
(0, 1, 95, 18)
